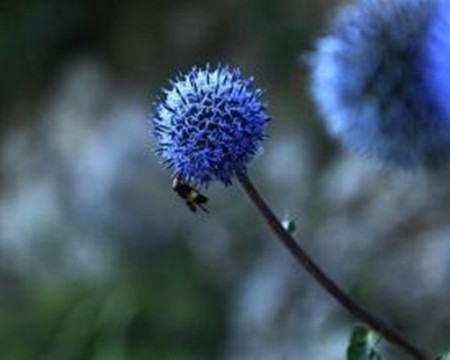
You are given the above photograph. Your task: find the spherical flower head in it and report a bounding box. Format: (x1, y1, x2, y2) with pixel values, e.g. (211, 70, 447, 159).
(422, 0, 450, 121)
(310, 0, 450, 168)
(152, 65, 270, 186)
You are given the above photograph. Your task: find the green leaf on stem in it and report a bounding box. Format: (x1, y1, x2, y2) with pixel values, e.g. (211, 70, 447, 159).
(347, 326, 381, 360)
(282, 218, 297, 235)
(436, 353, 450, 360)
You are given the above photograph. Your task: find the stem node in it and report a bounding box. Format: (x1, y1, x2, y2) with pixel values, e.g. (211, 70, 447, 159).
(237, 173, 430, 360)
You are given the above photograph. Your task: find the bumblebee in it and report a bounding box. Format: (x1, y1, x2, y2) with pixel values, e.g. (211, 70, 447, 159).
(172, 175, 209, 213)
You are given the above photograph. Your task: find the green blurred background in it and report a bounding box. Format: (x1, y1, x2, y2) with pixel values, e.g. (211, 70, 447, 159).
(0, 0, 449, 359)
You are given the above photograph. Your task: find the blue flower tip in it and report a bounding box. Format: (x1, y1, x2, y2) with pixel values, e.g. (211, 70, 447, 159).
(152, 64, 270, 186)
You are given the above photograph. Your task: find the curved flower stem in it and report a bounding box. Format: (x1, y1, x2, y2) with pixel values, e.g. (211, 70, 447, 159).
(237, 173, 430, 360)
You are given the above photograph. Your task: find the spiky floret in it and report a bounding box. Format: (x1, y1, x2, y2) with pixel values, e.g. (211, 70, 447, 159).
(152, 65, 270, 186)
(310, 0, 450, 168)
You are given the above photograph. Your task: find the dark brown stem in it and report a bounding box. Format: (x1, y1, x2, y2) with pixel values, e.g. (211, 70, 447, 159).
(237, 173, 430, 360)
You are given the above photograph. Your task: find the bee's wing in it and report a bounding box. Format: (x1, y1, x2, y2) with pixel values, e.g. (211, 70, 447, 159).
(196, 193, 208, 204)
(197, 203, 209, 213)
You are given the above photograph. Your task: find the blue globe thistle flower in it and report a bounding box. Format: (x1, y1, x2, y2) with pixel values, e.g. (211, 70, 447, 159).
(152, 65, 270, 186)
(309, 0, 450, 168)
(422, 0, 450, 121)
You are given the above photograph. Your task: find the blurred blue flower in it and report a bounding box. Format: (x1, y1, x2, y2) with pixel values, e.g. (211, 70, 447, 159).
(423, 0, 450, 121)
(152, 65, 270, 186)
(310, 0, 450, 168)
